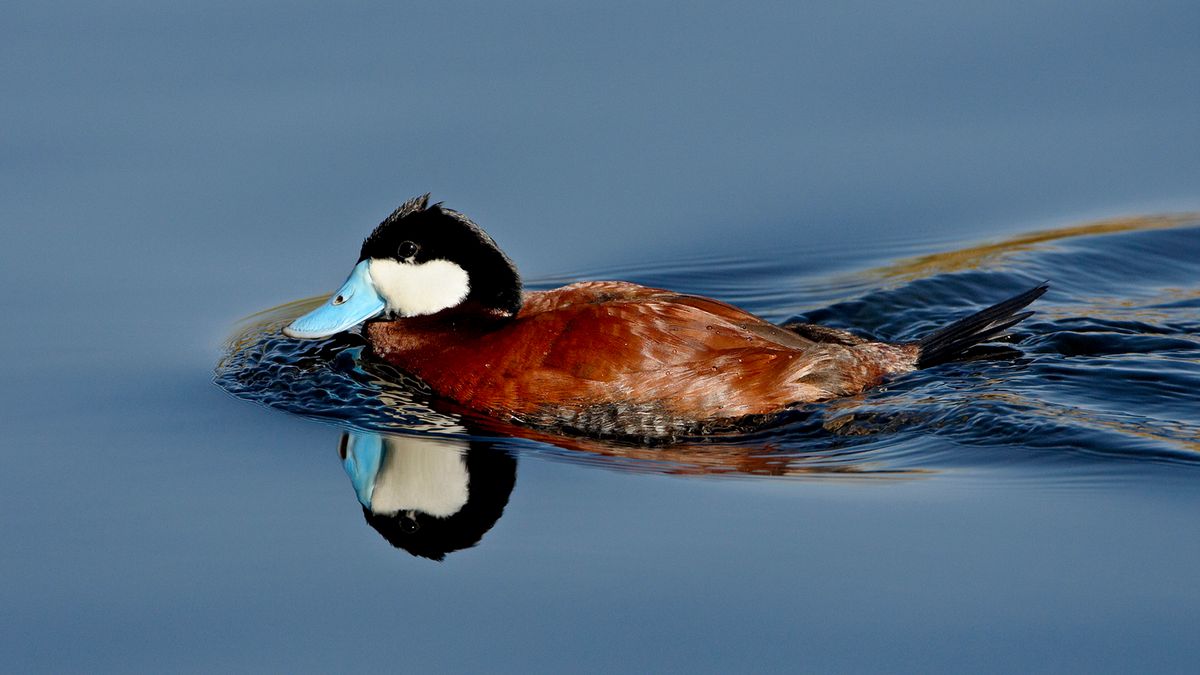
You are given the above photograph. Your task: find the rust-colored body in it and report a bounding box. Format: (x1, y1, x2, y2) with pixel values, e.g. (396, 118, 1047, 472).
(366, 281, 917, 436)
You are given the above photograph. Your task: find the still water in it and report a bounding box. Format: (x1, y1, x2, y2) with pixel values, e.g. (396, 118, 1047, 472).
(4, 1, 1200, 672)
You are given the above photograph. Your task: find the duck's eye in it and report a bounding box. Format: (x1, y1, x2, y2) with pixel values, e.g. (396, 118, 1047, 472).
(397, 241, 419, 260)
(400, 512, 420, 533)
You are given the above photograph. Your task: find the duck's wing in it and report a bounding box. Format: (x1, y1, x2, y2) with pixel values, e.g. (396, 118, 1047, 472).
(525, 283, 841, 350)
(656, 294, 819, 350)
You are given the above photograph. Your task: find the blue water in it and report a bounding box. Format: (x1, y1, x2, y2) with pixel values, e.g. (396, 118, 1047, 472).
(4, 2, 1200, 672)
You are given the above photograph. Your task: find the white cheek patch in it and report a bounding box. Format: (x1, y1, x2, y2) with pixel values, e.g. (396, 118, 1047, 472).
(369, 258, 470, 317)
(370, 436, 470, 518)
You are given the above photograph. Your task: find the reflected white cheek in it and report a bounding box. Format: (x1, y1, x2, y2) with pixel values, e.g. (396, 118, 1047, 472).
(369, 258, 470, 317)
(371, 436, 470, 518)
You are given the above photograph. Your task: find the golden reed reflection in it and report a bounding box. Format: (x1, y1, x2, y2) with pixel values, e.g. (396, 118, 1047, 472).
(870, 214, 1198, 282)
(972, 390, 1200, 456)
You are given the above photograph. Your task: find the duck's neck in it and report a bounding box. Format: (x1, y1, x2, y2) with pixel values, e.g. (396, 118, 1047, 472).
(366, 302, 511, 359)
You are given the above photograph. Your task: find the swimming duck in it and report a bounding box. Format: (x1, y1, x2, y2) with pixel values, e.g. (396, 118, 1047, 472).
(284, 195, 1047, 438)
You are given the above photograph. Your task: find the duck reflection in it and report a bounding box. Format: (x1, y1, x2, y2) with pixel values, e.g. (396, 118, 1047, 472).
(338, 416, 927, 560)
(338, 431, 516, 561)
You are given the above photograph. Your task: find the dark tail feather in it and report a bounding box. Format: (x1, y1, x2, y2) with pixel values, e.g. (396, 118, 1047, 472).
(916, 283, 1049, 369)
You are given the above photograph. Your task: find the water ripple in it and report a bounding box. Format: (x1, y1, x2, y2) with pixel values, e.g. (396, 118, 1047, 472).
(215, 215, 1200, 482)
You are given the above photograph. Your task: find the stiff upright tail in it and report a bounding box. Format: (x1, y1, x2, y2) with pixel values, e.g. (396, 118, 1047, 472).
(916, 283, 1049, 369)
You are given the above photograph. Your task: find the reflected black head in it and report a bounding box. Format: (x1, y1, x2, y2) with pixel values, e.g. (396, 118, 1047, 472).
(362, 442, 518, 561)
(358, 194, 523, 315)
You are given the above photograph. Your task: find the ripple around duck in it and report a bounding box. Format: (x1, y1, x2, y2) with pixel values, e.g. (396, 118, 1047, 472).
(214, 214, 1200, 484)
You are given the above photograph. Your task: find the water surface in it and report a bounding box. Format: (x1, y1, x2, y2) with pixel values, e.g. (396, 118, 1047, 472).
(4, 1, 1200, 671)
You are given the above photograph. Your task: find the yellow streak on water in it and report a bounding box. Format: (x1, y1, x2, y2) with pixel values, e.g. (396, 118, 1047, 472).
(871, 213, 1199, 282)
(974, 390, 1200, 455)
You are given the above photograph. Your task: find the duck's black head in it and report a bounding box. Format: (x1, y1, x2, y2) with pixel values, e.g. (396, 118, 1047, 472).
(283, 194, 522, 339)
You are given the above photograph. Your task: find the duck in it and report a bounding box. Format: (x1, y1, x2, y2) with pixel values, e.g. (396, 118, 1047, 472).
(283, 194, 1047, 438)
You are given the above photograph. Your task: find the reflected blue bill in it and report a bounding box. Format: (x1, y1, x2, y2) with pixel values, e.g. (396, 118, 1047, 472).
(341, 431, 384, 509)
